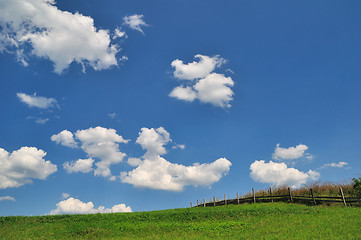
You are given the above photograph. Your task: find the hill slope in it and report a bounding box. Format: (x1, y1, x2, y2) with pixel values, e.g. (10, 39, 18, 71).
(1, 203, 360, 239)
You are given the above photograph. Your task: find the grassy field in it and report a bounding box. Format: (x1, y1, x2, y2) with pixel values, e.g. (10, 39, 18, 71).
(0, 202, 360, 239)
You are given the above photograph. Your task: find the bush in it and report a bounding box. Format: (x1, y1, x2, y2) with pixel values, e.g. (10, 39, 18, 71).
(352, 177, 361, 197)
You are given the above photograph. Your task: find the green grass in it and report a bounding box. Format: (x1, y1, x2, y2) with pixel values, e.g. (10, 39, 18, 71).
(1, 203, 361, 239)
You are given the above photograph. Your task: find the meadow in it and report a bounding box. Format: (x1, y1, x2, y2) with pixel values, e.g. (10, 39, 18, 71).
(1, 202, 360, 239)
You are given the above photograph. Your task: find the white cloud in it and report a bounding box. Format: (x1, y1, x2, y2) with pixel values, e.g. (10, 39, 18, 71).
(123, 14, 149, 34)
(122, 156, 231, 192)
(108, 113, 117, 119)
(169, 86, 197, 102)
(61, 193, 70, 199)
(321, 161, 349, 168)
(0, 146, 57, 189)
(0, 196, 15, 201)
(52, 127, 129, 179)
(136, 127, 171, 159)
(121, 127, 231, 191)
(172, 144, 185, 150)
(113, 27, 127, 40)
(51, 130, 78, 148)
(53, 126, 231, 190)
(49, 197, 132, 215)
(250, 160, 320, 188)
(63, 158, 94, 173)
(169, 54, 234, 108)
(17, 93, 58, 109)
(194, 73, 234, 108)
(127, 157, 142, 167)
(272, 144, 311, 161)
(171, 54, 226, 80)
(26, 116, 50, 124)
(0, 0, 119, 73)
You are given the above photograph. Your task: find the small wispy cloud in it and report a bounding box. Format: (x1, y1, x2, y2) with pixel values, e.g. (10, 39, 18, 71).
(108, 113, 117, 119)
(123, 14, 149, 34)
(113, 27, 127, 40)
(172, 144, 185, 150)
(61, 193, 70, 199)
(0, 196, 15, 202)
(321, 161, 349, 168)
(17, 93, 58, 109)
(27, 116, 50, 124)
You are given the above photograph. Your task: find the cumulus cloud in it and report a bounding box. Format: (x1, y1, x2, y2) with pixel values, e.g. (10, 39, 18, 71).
(169, 54, 234, 108)
(0, 0, 120, 73)
(171, 54, 226, 80)
(127, 157, 142, 167)
(49, 197, 132, 215)
(0, 196, 15, 201)
(121, 127, 232, 191)
(17, 93, 58, 109)
(169, 86, 197, 102)
(63, 158, 94, 173)
(122, 156, 231, 191)
(123, 14, 149, 34)
(0, 146, 57, 189)
(194, 73, 234, 108)
(321, 161, 349, 168)
(51, 130, 78, 148)
(250, 160, 320, 188)
(136, 127, 171, 159)
(52, 127, 129, 179)
(272, 144, 311, 161)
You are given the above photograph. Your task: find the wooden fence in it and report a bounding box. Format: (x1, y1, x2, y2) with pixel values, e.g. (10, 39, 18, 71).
(190, 187, 361, 208)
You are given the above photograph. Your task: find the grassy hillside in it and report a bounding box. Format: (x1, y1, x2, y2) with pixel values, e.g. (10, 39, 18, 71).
(1, 203, 360, 239)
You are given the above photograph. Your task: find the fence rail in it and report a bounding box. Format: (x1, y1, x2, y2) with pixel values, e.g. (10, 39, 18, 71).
(190, 187, 361, 208)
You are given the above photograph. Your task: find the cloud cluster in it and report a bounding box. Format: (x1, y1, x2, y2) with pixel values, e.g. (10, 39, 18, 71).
(17, 93, 58, 109)
(272, 144, 312, 161)
(0, 0, 120, 73)
(123, 14, 149, 34)
(121, 127, 232, 191)
(0, 146, 57, 189)
(250, 160, 319, 188)
(169, 54, 234, 108)
(53, 126, 231, 191)
(0, 196, 16, 201)
(52, 127, 129, 179)
(49, 197, 132, 215)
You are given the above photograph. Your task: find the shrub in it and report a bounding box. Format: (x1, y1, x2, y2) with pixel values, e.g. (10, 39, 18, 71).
(352, 177, 361, 197)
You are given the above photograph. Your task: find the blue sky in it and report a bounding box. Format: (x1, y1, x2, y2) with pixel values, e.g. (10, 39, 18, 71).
(0, 0, 361, 216)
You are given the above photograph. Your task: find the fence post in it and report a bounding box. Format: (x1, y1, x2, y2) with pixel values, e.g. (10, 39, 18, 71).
(213, 196, 216, 207)
(197, 200, 199, 207)
(203, 198, 206, 207)
(339, 187, 347, 207)
(310, 189, 316, 205)
(270, 188, 273, 203)
(190, 201, 192, 208)
(237, 192, 240, 204)
(252, 188, 256, 203)
(288, 187, 293, 202)
(224, 194, 227, 205)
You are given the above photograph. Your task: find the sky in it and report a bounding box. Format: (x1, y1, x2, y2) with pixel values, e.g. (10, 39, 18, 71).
(0, 0, 361, 216)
